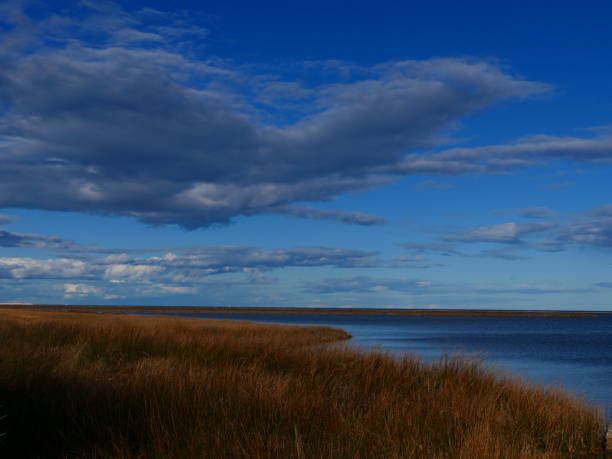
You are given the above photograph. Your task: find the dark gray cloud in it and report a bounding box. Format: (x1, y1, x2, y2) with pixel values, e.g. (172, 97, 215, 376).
(272, 206, 386, 226)
(0, 2, 550, 228)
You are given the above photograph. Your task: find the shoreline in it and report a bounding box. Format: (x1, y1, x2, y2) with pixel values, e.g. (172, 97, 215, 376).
(0, 303, 603, 317)
(0, 308, 604, 457)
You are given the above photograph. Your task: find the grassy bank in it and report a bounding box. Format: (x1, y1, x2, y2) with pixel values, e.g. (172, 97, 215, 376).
(0, 309, 603, 458)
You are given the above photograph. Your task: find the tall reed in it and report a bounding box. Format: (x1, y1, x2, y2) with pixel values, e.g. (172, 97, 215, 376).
(0, 309, 603, 458)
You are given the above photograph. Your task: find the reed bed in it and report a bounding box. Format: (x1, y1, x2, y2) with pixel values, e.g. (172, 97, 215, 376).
(0, 309, 603, 458)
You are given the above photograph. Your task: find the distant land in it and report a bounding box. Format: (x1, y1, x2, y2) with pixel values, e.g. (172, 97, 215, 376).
(0, 304, 605, 318)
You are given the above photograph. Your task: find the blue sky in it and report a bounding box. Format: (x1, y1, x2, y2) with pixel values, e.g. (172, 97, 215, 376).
(1, 0, 611, 309)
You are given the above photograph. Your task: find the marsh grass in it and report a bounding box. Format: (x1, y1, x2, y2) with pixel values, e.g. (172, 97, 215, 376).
(0, 309, 603, 458)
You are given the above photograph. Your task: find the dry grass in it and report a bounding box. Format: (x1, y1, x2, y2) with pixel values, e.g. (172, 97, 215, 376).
(0, 309, 604, 458)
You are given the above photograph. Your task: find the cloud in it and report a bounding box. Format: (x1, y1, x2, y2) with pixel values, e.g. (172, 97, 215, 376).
(0, 214, 17, 225)
(476, 248, 531, 260)
(546, 182, 576, 190)
(385, 255, 445, 269)
(306, 275, 598, 296)
(391, 134, 612, 177)
(271, 205, 386, 226)
(0, 2, 549, 228)
(64, 282, 102, 298)
(404, 205, 612, 258)
(518, 207, 556, 219)
(413, 180, 455, 190)
(150, 246, 381, 278)
(103, 264, 164, 282)
(441, 222, 554, 244)
(400, 242, 460, 256)
(140, 284, 197, 295)
(556, 217, 612, 248)
(0, 245, 381, 283)
(306, 276, 432, 294)
(0, 229, 76, 249)
(593, 205, 612, 217)
(0, 257, 89, 279)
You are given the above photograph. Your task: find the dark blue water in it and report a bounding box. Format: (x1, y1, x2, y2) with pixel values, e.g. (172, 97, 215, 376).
(136, 311, 612, 417)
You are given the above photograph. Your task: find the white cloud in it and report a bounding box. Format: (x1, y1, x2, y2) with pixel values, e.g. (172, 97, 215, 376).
(64, 282, 101, 297)
(0, 257, 88, 279)
(103, 264, 164, 282)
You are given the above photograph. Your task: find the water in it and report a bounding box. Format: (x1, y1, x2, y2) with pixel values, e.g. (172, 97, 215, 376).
(136, 311, 612, 418)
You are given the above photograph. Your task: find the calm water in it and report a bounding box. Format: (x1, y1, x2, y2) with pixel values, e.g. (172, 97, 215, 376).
(138, 311, 612, 418)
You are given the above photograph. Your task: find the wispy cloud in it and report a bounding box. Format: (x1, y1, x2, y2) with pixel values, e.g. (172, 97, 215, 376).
(305, 275, 600, 296)
(271, 206, 386, 226)
(403, 205, 612, 259)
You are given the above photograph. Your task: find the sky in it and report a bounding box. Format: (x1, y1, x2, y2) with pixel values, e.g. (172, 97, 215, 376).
(0, 0, 611, 310)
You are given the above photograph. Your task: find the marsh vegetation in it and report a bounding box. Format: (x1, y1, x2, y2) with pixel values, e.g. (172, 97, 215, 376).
(0, 309, 603, 458)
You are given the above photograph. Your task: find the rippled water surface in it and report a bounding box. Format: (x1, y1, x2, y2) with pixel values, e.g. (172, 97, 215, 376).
(138, 311, 612, 417)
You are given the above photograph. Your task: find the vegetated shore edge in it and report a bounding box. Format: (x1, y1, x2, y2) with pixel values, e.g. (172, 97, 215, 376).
(0, 303, 604, 317)
(0, 307, 605, 458)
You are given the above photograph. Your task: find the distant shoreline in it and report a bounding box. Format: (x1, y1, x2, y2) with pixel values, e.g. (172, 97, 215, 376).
(0, 303, 603, 317)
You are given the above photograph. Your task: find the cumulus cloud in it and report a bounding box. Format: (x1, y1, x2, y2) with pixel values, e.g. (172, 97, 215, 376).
(103, 264, 164, 282)
(0, 245, 381, 284)
(0, 257, 89, 279)
(0, 1, 550, 228)
(64, 282, 102, 298)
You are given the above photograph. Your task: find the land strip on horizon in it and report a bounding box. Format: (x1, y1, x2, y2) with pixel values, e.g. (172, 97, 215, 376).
(0, 304, 603, 317)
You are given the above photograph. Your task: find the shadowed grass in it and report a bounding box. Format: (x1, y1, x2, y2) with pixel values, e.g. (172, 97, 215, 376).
(0, 309, 604, 458)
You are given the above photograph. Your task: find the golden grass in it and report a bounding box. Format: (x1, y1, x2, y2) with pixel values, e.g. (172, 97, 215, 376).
(0, 309, 604, 458)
